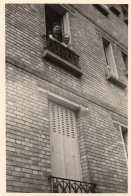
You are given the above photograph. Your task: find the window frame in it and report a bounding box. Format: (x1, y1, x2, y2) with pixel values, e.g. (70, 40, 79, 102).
(102, 37, 127, 88)
(45, 4, 72, 45)
(47, 91, 83, 181)
(93, 4, 109, 16)
(122, 51, 128, 76)
(121, 5, 128, 25)
(102, 37, 119, 79)
(49, 101, 82, 181)
(110, 5, 120, 16)
(43, 4, 82, 76)
(119, 124, 128, 164)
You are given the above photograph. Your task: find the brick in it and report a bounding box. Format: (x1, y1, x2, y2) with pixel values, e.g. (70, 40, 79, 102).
(6, 3, 127, 194)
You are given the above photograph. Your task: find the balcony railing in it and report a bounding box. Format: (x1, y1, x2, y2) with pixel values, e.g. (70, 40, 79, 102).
(44, 37, 79, 67)
(49, 176, 96, 193)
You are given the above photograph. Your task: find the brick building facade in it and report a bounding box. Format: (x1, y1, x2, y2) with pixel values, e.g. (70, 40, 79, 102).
(6, 4, 128, 193)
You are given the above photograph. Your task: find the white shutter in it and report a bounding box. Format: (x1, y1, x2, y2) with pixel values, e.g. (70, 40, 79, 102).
(105, 43, 119, 78)
(49, 102, 81, 181)
(61, 11, 72, 46)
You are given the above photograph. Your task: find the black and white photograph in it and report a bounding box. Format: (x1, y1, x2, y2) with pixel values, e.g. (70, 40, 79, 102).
(4, 2, 128, 194)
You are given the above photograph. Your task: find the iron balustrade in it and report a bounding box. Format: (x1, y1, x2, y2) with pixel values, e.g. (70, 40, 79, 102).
(49, 176, 96, 193)
(43, 37, 79, 66)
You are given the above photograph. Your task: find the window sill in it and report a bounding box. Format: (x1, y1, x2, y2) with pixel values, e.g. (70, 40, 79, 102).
(43, 49, 82, 77)
(93, 4, 109, 16)
(106, 74, 127, 88)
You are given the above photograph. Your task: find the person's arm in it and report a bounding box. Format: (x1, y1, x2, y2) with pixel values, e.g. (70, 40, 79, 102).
(49, 33, 61, 43)
(49, 34, 55, 40)
(61, 42, 67, 47)
(67, 42, 75, 52)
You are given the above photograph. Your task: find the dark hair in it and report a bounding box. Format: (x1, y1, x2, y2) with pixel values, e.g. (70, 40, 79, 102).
(52, 22, 61, 29)
(63, 34, 70, 38)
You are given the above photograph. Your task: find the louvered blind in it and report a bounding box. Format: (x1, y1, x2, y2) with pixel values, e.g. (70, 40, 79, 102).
(49, 102, 81, 181)
(105, 43, 119, 78)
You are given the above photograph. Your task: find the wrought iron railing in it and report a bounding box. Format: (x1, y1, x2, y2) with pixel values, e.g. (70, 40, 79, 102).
(43, 37, 79, 66)
(49, 176, 96, 193)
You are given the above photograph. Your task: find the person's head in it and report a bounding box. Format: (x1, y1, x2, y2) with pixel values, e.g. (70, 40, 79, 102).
(52, 22, 61, 36)
(63, 34, 70, 45)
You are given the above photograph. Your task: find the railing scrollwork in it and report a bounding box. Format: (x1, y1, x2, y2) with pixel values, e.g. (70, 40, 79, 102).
(43, 36, 79, 67)
(49, 176, 96, 193)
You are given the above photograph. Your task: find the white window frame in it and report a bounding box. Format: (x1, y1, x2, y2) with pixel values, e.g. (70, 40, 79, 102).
(49, 101, 82, 180)
(46, 4, 72, 45)
(103, 38, 119, 79)
(47, 91, 83, 180)
(119, 124, 128, 164)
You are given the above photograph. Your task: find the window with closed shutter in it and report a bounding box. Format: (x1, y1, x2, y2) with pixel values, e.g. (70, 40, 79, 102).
(49, 102, 82, 181)
(102, 38, 119, 79)
(104, 43, 119, 78)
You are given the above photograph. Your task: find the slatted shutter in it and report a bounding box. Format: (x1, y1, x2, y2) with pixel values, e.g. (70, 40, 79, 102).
(61, 11, 71, 36)
(105, 43, 119, 78)
(49, 102, 81, 181)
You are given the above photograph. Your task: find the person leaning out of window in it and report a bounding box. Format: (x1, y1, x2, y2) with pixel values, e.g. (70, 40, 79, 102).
(48, 22, 74, 52)
(61, 34, 74, 52)
(48, 22, 62, 43)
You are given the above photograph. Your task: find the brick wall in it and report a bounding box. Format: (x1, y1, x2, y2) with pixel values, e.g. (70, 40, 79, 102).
(6, 62, 52, 192)
(84, 102, 127, 192)
(6, 4, 128, 193)
(70, 4, 128, 47)
(6, 4, 128, 114)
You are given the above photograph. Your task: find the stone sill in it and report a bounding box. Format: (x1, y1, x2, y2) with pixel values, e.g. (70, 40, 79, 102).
(106, 74, 127, 89)
(43, 49, 82, 77)
(93, 4, 109, 16)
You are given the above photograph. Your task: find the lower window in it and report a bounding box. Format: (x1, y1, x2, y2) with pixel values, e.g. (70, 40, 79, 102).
(49, 102, 82, 181)
(121, 126, 128, 158)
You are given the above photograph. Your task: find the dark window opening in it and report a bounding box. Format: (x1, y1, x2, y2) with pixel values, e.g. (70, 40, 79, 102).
(110, 5, 120, 16)
(93, 4, 109, 16)
(121, 5, 128, 25)
(102, 38, 109, 66)
(45, 5, 62, 40)
(122, 52, 128, 70)
(121, 126, 128, 157)
(43, 4, 81, 75)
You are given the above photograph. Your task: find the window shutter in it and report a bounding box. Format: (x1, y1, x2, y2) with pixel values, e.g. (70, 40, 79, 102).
(49, 102, 81, 181)
(61, 11, 71, 38)
(105, 43, 119, 78)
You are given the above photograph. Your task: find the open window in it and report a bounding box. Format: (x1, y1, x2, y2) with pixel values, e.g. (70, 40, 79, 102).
(45, 4, 71, 41)
(122, 51, 128, 76)
(43, 4, 82, 77)
(110, 5, 120, 16)
(93, 4, 109, 16)
(102, 38, 119, 78)
(121, 5, 128, 25)
(120, 126, 128, 159)
(102, 37, 127, 88)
